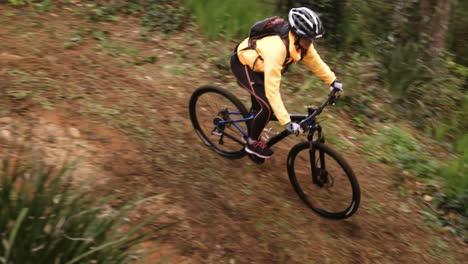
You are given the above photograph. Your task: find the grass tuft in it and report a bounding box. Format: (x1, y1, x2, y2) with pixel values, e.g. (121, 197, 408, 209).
(0, 145, 170, 263)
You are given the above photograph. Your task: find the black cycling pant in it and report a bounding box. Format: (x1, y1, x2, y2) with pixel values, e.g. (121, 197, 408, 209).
(230, 51, 272, 141)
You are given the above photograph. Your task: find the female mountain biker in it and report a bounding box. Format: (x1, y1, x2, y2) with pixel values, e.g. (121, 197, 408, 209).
(230, 7, 343, 159)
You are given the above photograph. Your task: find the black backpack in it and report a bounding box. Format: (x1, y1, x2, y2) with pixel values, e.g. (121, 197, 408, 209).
(242, 16, 292, 71)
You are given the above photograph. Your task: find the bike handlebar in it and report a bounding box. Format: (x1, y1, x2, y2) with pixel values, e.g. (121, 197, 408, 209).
(298, 90, 340, 129)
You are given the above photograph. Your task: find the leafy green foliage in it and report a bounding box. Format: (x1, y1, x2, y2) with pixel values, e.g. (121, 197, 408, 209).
(0, 149, 167, 263)
(440, 154, 467, 204)
(364, 125, 467, 236)
(82, 1, 138, 22)
(397, 61, 464, 138)
(142, 0, 188, 33)
(340, 0, 394, 55)
(448, 0, 468, 66)
(8, 0, 26, 6)
(6, 0, 53, 10)
(380, 43, 425, 97)
(363, 126, 432, 171)
(81, 0, 189, 33)
(438, 133, 468, 210)
(446, 58, 468, 79)
(37, 0, 52, 11)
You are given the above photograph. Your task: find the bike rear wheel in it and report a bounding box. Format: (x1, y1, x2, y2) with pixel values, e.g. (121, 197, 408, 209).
(189, 85, 249, 159)
(287, 142, 360, 219)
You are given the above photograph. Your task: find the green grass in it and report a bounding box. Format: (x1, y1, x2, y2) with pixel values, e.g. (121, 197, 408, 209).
(81, 101, 158, 145)
(364, 201, 385, 215)
(441, 154, 467, 200)
(0, 147, 170, 263)
(163, 64, 188, 76)
(428, 237, 455, 263)
(381, 43, 424, 97)
(184, 0, 274, 40)
(5, 69, 59, 109)
(362, 124, 467, 239)
(361, 126, 441, 182)
(7, 0, 26, 6)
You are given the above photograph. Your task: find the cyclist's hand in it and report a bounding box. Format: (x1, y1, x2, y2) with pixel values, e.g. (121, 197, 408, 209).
(286, 122, 303, 135)
(329, 80, 344, 96)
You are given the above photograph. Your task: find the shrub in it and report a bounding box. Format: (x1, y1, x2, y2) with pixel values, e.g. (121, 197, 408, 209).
(0, 148, 168, 263)
(363, 126, 436, 176)
(80, 0, 189, 33)
(439, 133, 468, 208)
(142, 0, 189, 33)
(380, 44, 465, 141)
(380, 42, 426, 97)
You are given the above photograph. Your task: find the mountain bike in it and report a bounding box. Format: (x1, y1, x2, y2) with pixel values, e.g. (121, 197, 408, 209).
(189, 85, 360, 219)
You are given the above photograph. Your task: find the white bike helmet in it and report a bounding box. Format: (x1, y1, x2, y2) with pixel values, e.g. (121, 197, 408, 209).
(288, 7, 324, 39)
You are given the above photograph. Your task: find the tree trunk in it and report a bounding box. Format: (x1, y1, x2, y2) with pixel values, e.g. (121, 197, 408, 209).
(418, 0, 432, 46)
(418, 0, 431, 38)
(429, 0, 452, 58)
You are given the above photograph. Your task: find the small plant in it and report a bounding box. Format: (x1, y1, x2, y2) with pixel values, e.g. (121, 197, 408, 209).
(7, 0, 26, 6)
(6, 0, 52, 10)
(380, 42, 425, 98)
(80, 0, 189, 34)
(163, 64, 187, 76)
(37, 0, 52, 12)
(363, 126, 434, 173)
(64, 30, 83, 49)
(142, 0, 189, 33)
(439, 135, 468, 209)
(0, 147, 169, 263)
(364, 126, 467, 240)
(83, 2, 119, 22)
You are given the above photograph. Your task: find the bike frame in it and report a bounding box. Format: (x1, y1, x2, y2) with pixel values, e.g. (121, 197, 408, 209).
(216, 112, 316, 147)
(216, 93, 336, 149)
(215, 93, 338, 179)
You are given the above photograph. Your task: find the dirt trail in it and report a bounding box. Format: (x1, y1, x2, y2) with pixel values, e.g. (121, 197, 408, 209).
(0, 5, 466, 264)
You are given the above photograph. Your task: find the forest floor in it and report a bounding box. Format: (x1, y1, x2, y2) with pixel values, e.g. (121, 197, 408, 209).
(0, 5, 466, 264)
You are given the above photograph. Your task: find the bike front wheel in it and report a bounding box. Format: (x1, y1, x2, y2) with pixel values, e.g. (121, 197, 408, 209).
(189, 85, 249, 159)
(287, 142, 360, 219)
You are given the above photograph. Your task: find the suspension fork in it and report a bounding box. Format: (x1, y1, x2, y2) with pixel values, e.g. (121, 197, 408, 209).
(308, 126, 325, 184)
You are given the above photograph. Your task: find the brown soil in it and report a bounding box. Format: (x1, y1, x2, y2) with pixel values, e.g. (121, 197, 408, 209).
(0, 5, 466, 264)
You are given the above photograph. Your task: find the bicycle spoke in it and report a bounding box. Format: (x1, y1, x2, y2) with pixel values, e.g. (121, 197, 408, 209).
(221, 131, 246, 145)
(288, 142, 359, 219)
(190, 86, 249, 158)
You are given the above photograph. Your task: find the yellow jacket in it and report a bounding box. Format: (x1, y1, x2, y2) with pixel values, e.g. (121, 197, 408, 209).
(236, 31, 336, 125)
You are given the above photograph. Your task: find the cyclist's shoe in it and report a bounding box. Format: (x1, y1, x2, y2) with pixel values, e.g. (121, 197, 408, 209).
(245, 140, 273, 159)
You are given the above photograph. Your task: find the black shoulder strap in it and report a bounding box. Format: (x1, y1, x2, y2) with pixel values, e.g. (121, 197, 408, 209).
(278, 23, 291, 68)
(239, 20, 292, 70)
